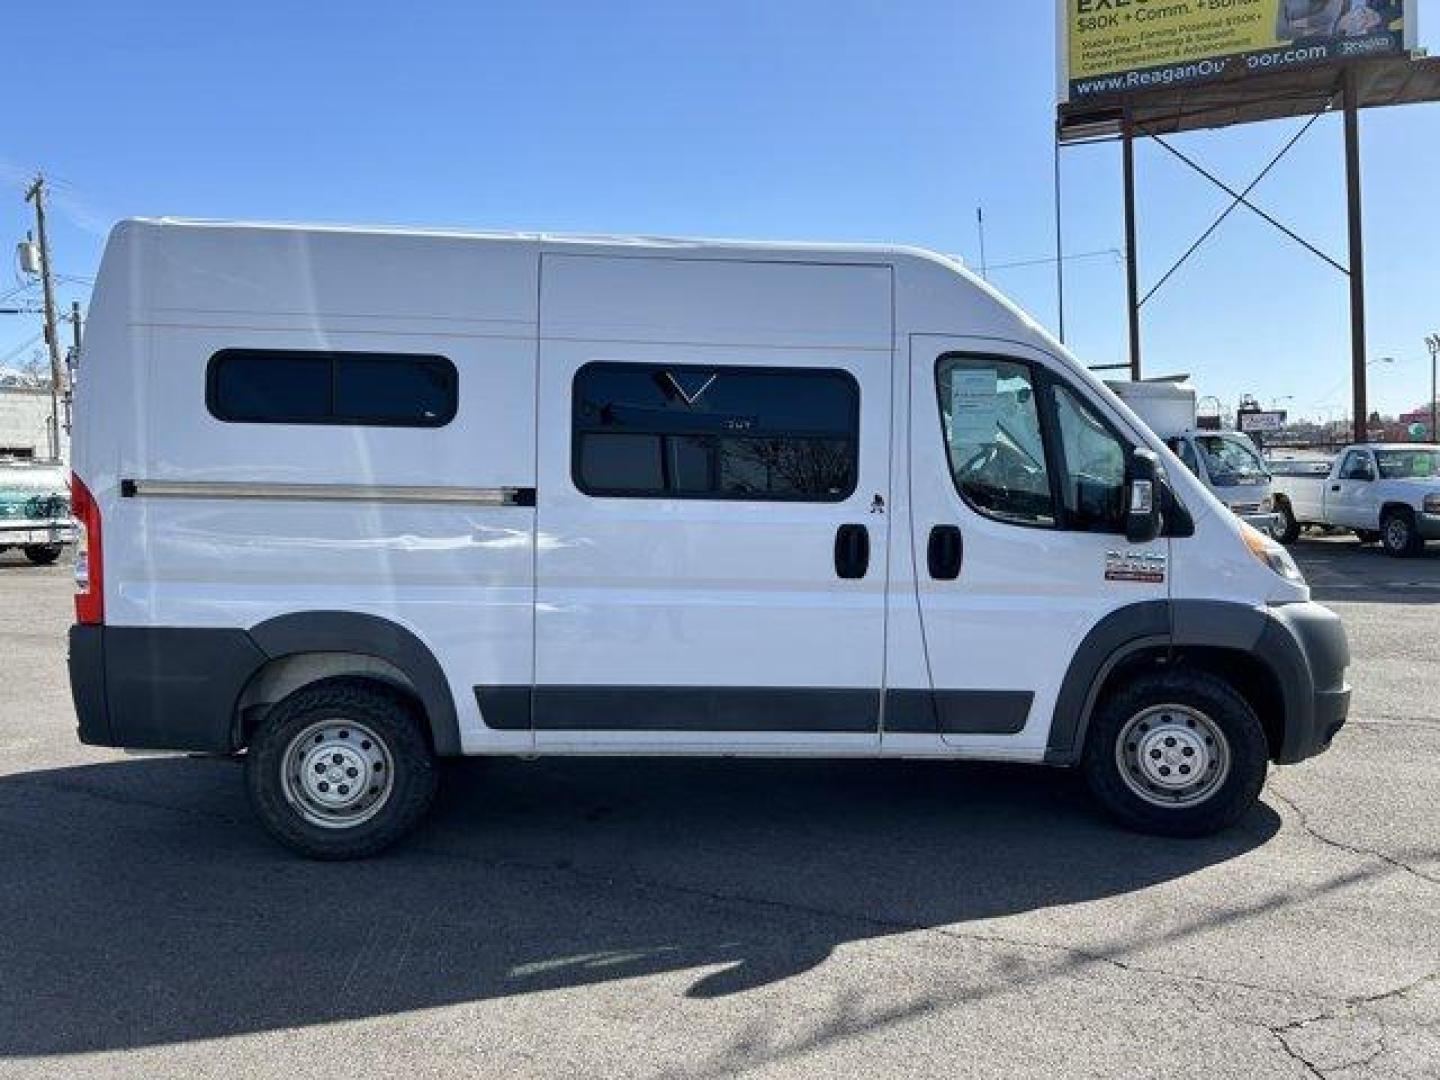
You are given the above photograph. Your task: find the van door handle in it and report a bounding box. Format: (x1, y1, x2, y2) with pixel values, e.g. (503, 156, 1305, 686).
(1330, 484, 1341, 492)
(834, 524, 870, 580)
(927, 525, 963, 580)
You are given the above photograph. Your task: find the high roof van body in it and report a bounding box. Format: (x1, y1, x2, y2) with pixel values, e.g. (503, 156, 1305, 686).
(68, 220, 1349, 857)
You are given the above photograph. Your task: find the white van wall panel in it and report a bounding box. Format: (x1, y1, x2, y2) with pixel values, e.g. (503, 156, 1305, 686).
(104, 497, 534, 753)
(145, 225, 536, 332)
(541, 255, 893, 349)
(142, 328, 535, 487)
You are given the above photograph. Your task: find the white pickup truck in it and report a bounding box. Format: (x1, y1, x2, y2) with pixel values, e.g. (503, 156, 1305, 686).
(1271, 444, 1440, 557)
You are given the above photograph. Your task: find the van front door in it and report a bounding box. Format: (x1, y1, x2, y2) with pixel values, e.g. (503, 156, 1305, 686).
(901, 336, 1169, 758)
(530, 256, 893, 750)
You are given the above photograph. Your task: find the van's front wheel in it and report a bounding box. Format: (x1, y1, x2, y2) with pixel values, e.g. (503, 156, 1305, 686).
(246, 679, 437, 859)
(1082, 670, 1268, 837)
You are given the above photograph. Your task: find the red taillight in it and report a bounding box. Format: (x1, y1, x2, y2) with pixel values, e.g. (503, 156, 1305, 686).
(71, 472, 104, 625)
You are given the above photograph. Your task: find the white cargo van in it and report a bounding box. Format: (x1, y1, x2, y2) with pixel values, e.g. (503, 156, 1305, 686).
(68, 220, 1350, 859)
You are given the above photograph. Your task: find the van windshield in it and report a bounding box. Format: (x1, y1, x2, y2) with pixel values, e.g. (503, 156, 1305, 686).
(1195, 435, 1269, 487)
(1375, 449, 1440, 480)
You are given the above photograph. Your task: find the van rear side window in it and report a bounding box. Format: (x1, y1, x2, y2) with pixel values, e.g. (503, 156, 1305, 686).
(572, 363, 859, 501)
(207, 350, 458, 428)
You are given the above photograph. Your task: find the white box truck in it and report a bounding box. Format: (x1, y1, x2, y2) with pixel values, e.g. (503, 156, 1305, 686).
(1107, 381, 1281, 536)
(68, 220, 1350, 858)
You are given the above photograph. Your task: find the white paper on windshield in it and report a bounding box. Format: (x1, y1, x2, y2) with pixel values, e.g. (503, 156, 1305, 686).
(951, 369, 998, 452)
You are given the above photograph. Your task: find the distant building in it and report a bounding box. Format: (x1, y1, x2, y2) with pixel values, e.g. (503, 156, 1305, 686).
(0, 385, 66, 462)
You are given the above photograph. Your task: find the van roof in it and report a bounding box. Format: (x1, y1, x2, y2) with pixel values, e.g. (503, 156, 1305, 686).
(127, 216, 966, 268)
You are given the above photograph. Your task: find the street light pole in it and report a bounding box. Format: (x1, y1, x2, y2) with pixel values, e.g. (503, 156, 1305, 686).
(1427, 335, 1440, 443)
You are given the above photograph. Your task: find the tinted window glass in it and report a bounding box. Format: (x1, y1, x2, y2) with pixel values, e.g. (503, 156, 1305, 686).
(935, 356, 1055, 527)
(210, 353, 331, 423)
(1054, 385, 1127, 533)
(208, 350, 457, 427)
(572, 363, 858, 500)
(578, 433, 664, 492)
(334, 356, 457, 425)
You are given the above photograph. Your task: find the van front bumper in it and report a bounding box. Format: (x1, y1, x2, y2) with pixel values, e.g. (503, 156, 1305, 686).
(1262, 601, 1351, 764)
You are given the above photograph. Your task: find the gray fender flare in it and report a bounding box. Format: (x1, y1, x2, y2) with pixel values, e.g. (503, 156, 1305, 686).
(249, 611, 462, 756)
(1046, 599, 1336, 766)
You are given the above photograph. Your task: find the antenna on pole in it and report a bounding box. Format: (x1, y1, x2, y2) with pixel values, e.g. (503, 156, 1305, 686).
(976, 206, 989, 281)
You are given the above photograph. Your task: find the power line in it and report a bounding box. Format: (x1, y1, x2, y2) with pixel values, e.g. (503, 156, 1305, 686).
(985, 248, 1125, 273)
(0, 331, 44, 366)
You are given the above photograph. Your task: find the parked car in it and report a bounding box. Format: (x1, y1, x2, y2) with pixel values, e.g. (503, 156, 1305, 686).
(1106, 381, 1281, 534)
(0, 460, 72, 564)
(1270, 444, 1440, 556)
(68, 219, 1350, 858)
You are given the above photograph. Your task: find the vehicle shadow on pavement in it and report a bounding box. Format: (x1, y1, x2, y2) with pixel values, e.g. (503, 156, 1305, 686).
(0, 754, 1280, 1056)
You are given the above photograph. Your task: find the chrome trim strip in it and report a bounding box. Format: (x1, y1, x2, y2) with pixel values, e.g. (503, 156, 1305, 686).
(122, 480, 530, 506)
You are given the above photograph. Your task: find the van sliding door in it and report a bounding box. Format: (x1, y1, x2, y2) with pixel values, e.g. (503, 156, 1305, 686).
(531, 255, 894, 749)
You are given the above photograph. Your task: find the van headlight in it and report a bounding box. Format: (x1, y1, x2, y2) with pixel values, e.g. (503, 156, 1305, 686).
(1242, 523, 1306, 584)
(1260, 495, 1275, 513)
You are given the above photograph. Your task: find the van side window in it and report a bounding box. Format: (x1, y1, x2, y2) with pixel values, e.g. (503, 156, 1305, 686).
(207, 350, 458, 428)
(572, 363, 858, 501)
(1053, 385, 1127, 533)
(935, 357, 1056, 527)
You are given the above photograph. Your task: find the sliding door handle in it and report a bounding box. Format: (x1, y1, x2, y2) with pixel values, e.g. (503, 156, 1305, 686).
(927, 525, 963, 580)
(834, 524, 870, 580)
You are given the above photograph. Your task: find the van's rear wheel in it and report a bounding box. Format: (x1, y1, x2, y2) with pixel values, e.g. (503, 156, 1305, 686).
(1082, 669, 1268, 837)
(245, 678, 437, 859)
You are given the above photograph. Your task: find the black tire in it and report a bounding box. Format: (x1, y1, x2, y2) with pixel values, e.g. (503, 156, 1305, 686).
(1082, 668, 1269, 838)
(1380, 509, 1424, 558)
(1274, 500, 1301, 545)
(245, 677, 437, 860)
(22, 543, 63, 566)
(1355, 530, 1381, 545)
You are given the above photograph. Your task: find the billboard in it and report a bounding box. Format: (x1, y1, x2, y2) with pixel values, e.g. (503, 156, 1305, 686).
(1060, 1, 1416, 104)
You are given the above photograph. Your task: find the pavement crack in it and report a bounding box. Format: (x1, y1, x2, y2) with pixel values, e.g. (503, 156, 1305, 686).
(1269, 785, 1440, 887)
(1266, 1018, 1329, 1079)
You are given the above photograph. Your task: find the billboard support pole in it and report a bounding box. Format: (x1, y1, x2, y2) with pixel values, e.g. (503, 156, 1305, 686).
(1343, 67, 1368, 445)
(1054, 139, 1066, 344)
(1122, 111, 1142, 381)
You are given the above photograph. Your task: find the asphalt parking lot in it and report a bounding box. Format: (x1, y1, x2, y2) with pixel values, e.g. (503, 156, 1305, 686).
(0, 537, 1436, 1079)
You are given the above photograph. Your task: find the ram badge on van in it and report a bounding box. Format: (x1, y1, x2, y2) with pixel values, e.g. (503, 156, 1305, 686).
(67, 220, 1350, 859)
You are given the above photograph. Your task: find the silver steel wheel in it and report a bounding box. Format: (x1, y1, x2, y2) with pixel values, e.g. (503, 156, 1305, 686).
(280, 718, 395, 830)
(1385, 516, 1411, 552)
(1115, 704, 1231, 809)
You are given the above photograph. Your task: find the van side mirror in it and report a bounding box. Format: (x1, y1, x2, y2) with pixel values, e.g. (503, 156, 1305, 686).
(1126, 448, 1162, 545)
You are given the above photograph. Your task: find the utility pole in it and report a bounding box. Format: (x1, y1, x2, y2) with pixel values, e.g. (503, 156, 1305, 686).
(23, 175, 66, 462)
(67, 300, 82, 435)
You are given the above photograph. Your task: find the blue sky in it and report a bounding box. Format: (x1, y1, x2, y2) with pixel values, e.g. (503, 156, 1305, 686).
(5, 0, 1438, 419)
